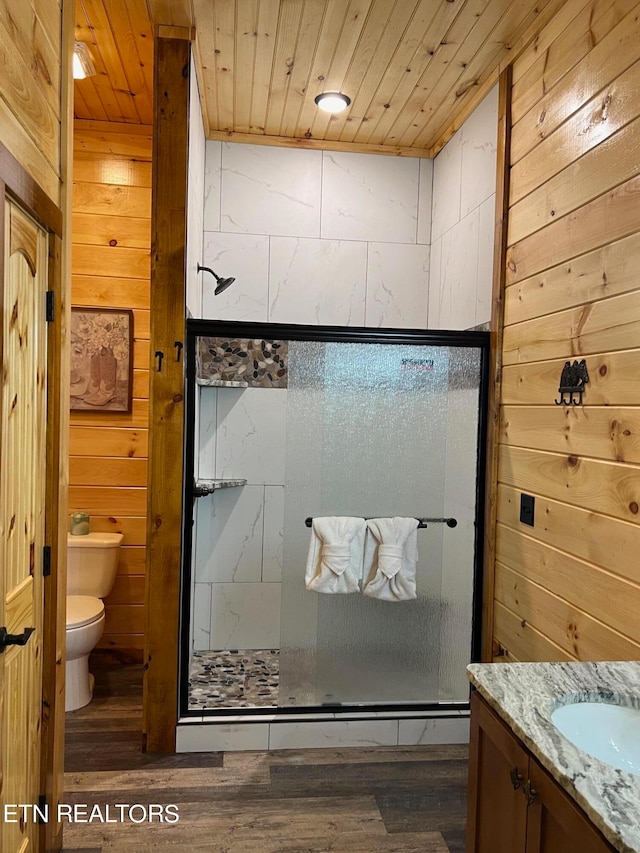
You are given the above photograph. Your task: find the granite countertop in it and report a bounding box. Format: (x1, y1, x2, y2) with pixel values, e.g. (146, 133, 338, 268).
(467, 661, 640, 853)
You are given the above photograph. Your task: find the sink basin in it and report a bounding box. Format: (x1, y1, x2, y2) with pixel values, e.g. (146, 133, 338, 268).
(551, 700, 640, 776)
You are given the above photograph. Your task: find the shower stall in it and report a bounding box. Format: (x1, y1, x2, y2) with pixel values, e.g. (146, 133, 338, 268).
(180, 320, 488, 729)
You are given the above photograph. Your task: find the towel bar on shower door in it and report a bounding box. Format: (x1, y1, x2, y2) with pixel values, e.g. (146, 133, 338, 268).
(304, 516, 457, 529)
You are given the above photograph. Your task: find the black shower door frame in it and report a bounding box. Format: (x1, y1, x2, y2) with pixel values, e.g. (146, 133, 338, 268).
(179, 319, 490, 719)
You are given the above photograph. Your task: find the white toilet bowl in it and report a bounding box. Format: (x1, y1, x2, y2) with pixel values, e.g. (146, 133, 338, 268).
(65, 595, 105, 711)
(65, 532, 122, 712)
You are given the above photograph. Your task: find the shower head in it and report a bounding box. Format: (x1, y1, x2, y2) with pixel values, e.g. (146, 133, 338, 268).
(197, 263, 236, 295)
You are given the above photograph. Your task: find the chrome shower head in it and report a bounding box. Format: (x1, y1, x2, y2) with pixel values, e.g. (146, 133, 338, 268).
(197, 263, 236, 295)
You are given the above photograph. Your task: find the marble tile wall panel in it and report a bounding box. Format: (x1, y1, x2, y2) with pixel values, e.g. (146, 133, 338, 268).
(262, 486, 285, 583)
(460, 85, 498, 218)
(186, 55, 205, 319)
(429, 86, 497, 329)
(215, 388, 286, 484)
(176, 722, 270, 752)
(268, 237, 367, 326)
(437, 211, 479, 330)
(194, 495, 217, 583)
(204, 140, 222, 232)
(268, 719, 399, 750)
(176, 714, 469, 751)
(428, 237, 442, 329)
(201, 231, 269, 322)
(221, 143, 322, 238)
(198, 386, 217, 479)
(196, 485, 265, 583)
(192, 582, 212, 651)
(398, 716, 470, 745)
(209, 582, 281, 649)
(476, 194, 496, 326)
(431, 128, 462, 242)
(365, 242, 429, 328)
(417, 158, 434, 245)
(321, 151, 420, 244)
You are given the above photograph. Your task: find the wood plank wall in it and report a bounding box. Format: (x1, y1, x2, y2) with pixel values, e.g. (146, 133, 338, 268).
(0, 0, 62, 203)
(70, 119, 152, 659)
(492, 0, 640, 663)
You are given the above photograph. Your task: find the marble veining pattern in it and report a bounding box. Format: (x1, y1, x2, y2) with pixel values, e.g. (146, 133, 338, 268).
(221, 143, 322, 238)
(365, 242, 429, 328)
(320, 151, 420, 244)
(468, 661, 640, 853)
(201, 231, 270, 322)
(268, 236, 367, 326)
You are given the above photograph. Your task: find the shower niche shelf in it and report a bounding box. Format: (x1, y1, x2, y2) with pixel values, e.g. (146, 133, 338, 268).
(196, 377, 248, 388)
(193, 478, 247, 498)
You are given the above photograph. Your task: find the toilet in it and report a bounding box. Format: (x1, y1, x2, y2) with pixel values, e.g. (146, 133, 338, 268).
(66, 531, 122, 712)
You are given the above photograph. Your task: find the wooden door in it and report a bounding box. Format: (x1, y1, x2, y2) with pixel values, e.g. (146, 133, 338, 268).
(525, 757, 615, 853)
(0, 200, 49, 853)
(466, 691, 528, 853)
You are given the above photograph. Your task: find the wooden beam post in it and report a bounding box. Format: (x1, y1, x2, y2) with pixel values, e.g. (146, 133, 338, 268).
(481, 64, 512, 662)
(143, 36, 191, 753)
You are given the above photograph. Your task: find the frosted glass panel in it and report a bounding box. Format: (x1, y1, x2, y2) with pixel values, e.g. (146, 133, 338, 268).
(279, 341, 482, 707)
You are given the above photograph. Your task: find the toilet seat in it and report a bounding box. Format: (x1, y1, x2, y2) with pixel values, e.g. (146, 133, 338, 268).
(66, 595, 104, 630)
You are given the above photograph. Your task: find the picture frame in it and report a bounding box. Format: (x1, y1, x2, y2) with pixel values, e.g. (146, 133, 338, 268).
(70, 307, 134, 413)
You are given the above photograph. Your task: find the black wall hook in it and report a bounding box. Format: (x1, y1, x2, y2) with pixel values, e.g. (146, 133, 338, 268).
(555, 359, 589, 405)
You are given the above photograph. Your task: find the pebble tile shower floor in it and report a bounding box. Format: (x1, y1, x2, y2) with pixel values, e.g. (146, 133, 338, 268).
(189, 649, 280, 709)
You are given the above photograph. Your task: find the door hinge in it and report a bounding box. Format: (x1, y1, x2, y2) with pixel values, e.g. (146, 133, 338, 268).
(45, 290, 55, 322)
(43, 545, 51, 577)
(37, 794, 47, 824)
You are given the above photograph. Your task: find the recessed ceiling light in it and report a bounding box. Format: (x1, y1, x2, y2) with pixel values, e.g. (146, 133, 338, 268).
(314, 92, 351, 114)
(73, 41, 96, 79)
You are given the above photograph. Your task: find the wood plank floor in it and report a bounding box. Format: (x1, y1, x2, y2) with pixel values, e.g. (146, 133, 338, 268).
(63, 664, 469, 852)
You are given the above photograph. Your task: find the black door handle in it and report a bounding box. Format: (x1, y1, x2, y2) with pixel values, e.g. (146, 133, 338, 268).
(0, 626, 35, 653)
(174, 341, 183, 362)
(155, 350, 164, 372)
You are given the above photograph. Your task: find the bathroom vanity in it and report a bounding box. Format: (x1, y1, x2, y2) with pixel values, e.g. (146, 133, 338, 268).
(466, 661, 640, 853)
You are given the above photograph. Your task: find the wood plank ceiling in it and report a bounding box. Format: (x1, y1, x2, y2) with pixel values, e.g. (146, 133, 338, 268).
(77, 0, 565, 154)
(192, 0, 564, 155)
(74, 0, 154, 125)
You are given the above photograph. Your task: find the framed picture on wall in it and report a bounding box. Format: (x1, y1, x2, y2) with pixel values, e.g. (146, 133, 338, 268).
(70, 307, 134, 413)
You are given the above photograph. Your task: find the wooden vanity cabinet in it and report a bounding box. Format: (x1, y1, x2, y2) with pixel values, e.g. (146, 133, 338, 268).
(466, 692, 616, 853)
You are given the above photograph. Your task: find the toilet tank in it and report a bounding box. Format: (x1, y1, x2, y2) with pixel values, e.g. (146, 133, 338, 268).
(67, 532, 123, 597)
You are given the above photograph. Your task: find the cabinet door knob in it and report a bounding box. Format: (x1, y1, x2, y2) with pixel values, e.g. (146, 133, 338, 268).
(510, 766, 523, 790)
(523, 780, 537, 805)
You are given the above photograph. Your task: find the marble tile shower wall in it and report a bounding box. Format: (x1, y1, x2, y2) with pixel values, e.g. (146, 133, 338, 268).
(200, 143, 433, 328)
(191, 91, 497, 654)
(193, 142, 434, 654)
(429, 85, 498, 330)
(193, 384, 286, 651)
(186, 55, 206, 320)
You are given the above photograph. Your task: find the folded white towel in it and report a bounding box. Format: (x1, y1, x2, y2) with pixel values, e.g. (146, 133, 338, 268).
(305, 517, 366, 594)
(362, 517, 419, 601)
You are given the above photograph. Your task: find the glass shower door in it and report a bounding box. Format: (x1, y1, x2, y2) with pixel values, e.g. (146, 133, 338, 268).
(279, 340, 483, 708)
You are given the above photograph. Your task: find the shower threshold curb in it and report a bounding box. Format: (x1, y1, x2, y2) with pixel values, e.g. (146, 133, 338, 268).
(176, 709, 470, 752)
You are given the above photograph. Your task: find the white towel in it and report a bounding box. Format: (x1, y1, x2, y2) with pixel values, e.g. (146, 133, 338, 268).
(362, 517, 419, 601)
(305, 517, 366, 594)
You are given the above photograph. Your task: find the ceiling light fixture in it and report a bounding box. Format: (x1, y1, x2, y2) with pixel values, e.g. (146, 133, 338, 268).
(314, 92, 351, 114)
(73, 41, 96, 79)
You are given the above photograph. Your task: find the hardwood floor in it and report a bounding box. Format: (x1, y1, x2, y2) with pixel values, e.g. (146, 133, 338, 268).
(63, 664, 469, 852)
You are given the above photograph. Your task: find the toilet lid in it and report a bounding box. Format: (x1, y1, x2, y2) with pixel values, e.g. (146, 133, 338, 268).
(66, 595, 104, 629)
